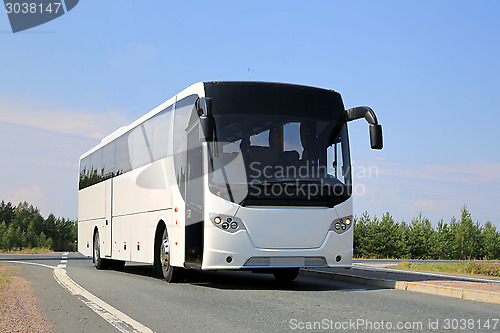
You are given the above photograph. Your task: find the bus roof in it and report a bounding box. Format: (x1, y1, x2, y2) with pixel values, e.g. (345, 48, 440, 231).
(79, 81, 339, 161)
(79, 82, 205, 160)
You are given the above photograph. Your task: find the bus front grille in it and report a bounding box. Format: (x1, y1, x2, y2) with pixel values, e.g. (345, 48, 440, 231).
(243, 256, 327, 267)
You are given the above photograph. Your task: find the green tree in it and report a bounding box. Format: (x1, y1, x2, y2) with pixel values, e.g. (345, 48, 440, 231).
(453, 206, 482, 259)
(38, 232, 53, 249)
(353, 212, 371, 258)
(26, 220, 39, 248)
(482, 221, 500, 260)
(0, 221, 7, 249)
(0, 201, 15, 226)
(13, 227, 27, 249)
(431, 220, 454, 259)
(3, 224, 16, 250)
(370, 213, 399, 258)
(407, 213, 434, 259)
(394, 221, 411, 259)
(0, 200, 78, 251)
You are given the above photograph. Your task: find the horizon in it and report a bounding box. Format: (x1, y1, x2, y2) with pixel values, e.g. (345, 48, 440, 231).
(1, 1, 499, 227)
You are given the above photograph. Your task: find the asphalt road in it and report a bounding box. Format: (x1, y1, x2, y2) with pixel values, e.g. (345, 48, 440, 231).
(1, 253, 500, 332)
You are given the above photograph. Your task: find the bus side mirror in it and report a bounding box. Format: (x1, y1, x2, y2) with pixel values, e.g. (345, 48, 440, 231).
(197, 97, 212, 115)
(197, 97, 214, 142)
(345, 106, 383, 150)
(200, 114, 214, 142)
(369, 124, 383, 150)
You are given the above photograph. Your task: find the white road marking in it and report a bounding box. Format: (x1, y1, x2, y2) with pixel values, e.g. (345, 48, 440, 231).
(7, 259, 154, 333)
(53, 267, 153, 333)
(7, 261, 55, 269)
(62, 252, 69, 256)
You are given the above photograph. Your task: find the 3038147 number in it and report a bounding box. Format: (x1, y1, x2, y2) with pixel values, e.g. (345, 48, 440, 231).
(5, 2, 62, 14)
(443, 318, 499, 330)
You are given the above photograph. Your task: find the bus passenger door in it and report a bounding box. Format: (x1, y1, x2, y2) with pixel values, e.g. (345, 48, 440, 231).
(103, 179, 112, 257)
(184, 125, 204, 266)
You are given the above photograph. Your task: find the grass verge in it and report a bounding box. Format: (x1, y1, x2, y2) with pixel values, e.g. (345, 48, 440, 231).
(0, 247, 53, 255)
(0, 264, 20, 302)
(0, 264, 11, 287)
(393, 261, 500, 278)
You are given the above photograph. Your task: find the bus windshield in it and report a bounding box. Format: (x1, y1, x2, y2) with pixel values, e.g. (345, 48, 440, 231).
(205, 82, 351, 207)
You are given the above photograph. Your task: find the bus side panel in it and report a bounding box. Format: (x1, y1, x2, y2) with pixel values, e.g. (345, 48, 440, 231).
(78, 182, 109, 256)
(112, 160, 171, 217)
(111, 209, 172, 263)
(333, 198, 353, 222)
(112, 158, 173, 263)
(109, 216, 126, 261)
(169, 156, 185, 268)
(77, 220, 94, 256)
(131, 209, 170, 263)
(78, 182, 106, 221)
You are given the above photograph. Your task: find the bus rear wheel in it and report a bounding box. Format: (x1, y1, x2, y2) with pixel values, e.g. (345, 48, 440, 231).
(157, 228, 184, 283)
(273, 268, 299, 283)
(93, 232, 109, 270)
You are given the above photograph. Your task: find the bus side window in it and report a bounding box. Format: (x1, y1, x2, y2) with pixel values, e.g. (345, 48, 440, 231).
(79, 155, 91, 189)
(327, 139, 345, 183)
(115, 134, 131, 175)
(151, 107, 172, 160)
(173, 95, 198, 200)
(102, 142, 116, 179)
(90, 149, 103, 183)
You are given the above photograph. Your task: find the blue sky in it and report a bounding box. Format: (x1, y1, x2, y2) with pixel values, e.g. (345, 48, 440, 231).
(1, 1, 499, 227)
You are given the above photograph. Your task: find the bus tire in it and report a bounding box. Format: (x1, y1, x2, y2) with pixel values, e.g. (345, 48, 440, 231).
(156, 228, 184, 283)
(273, 268, 299, 283)
(93, 231, 109, 270)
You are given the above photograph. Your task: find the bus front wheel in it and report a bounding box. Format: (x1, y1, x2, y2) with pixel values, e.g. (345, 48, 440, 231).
(156, 228, 184, 283)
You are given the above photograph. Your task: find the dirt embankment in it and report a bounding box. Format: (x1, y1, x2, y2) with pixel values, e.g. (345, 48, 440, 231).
(0, 264, 52, 333)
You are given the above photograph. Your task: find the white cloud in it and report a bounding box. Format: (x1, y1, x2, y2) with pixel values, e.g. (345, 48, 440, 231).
(411, 199, 455, 213)
(350, 159, 500, 226)
(0, 186, 48, 216)
(0, 95, 131, 140)
(4, 155, 78, 169)
(0, 116, 103, 219)
(13, 186, 46, 206)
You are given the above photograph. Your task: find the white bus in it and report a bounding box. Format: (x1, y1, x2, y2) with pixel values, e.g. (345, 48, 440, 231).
(78, 81, 382, 283)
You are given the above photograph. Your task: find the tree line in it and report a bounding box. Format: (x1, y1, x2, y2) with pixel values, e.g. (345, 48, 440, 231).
(1, 199, 498, 259)
(0, 200, 77, 252)
(354, 206, 500, 260)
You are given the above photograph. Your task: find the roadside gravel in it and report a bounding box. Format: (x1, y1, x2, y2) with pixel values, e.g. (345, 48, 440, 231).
(0, 264, 52, 333)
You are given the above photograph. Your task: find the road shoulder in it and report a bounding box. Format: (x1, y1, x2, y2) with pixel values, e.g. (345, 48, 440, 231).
(303, 266, 500, 304)
(0, 263, 52, 333)
(16, 262, 112, 333)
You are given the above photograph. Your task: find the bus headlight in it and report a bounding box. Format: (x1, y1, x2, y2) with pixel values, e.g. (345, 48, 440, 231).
(329, 216, 353, 234)
(210, 214, 246, 234)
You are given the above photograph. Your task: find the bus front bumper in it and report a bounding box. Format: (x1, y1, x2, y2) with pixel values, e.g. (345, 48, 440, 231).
(201, 227, 353, 270)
